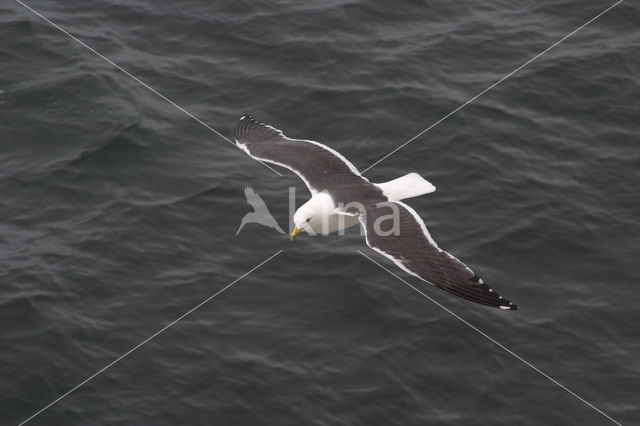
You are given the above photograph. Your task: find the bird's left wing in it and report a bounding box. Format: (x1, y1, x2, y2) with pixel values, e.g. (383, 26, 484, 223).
(235, 115, 365, 194)
(360, 201, 518, 310)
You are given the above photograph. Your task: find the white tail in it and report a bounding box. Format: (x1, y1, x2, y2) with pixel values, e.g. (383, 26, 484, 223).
(376, 172, 436, 201)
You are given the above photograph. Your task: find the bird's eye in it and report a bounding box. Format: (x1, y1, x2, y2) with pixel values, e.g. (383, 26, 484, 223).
(306, 218, 311, 222)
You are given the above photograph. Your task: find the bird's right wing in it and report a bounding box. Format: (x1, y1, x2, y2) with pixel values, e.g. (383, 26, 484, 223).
(235, 115, 365, 195)
(360, 201, 518, 310)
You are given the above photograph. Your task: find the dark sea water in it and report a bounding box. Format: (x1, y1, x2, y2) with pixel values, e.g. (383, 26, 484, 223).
(1, 0, 639, 424)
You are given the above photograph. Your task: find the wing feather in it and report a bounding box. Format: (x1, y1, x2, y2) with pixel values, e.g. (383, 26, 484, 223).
(360, 201, 518, 310)
(234, 115, 365, 195)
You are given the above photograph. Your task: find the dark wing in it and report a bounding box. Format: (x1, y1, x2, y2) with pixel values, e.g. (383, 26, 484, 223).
(361, 201, 518, 310)
(235, 115, 365, 194)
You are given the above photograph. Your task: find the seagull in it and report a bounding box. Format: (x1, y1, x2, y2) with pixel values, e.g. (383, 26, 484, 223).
(236, 186, 285, 236)
(235, 115, 518, 310)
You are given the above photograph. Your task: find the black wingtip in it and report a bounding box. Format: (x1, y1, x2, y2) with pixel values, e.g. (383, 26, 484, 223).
(492, 289, 519, 312)
(463, 275, 518, 311)
(234, 114, 283, 144)
(234, 114, 258, 143)
(500, 302, 519, 311)
(491, 284, 519, 311)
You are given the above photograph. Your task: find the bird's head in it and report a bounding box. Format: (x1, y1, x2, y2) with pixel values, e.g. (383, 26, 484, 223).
(290, 193, 333, 240)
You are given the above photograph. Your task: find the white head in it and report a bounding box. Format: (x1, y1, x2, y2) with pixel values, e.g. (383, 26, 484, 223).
(291, 193, 335, 240)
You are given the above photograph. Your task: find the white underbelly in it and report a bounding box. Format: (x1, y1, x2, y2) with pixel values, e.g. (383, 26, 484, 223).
(308, 213, 360, 235)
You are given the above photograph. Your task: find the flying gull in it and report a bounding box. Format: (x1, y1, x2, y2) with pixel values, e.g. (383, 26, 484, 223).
(235, 115, 518, 310)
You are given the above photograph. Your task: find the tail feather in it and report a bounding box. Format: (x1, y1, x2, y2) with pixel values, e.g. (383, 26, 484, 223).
(376, 172, 435, 201)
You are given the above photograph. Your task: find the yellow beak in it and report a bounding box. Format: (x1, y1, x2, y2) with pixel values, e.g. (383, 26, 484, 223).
(290, 227, 302, 241)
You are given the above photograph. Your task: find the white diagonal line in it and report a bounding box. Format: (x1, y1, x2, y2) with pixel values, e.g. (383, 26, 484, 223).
(17, 249, 284, 426)
(13, 0, 283, 177)
(357, 249, 623, 426)
(361, 0, 623, 174)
